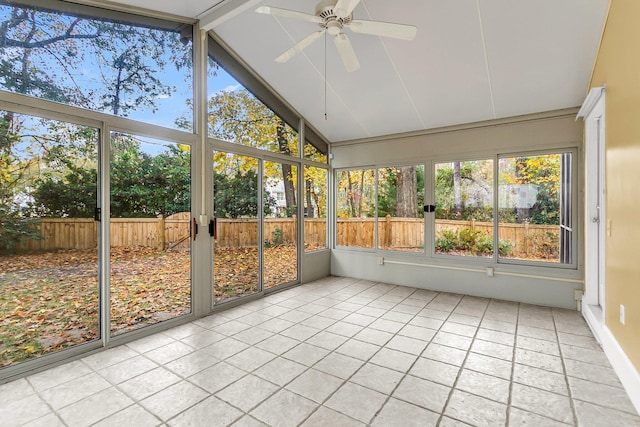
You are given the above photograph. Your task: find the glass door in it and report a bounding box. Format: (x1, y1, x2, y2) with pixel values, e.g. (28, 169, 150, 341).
(213, 151, 261, 303)
(0, 111, 100, 368)
(109, 132, 191, 336)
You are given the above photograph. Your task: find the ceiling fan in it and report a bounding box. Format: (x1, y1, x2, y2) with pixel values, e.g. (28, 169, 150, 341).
(256, 0, 417, 72)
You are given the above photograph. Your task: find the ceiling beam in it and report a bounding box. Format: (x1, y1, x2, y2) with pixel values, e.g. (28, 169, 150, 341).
(198, 0, 262, 31)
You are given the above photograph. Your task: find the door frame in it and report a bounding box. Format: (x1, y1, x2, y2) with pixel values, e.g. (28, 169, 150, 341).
(579, 87, 606, 312)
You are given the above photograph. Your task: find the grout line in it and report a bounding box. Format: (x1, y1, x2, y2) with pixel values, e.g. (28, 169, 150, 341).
(553, 308, 580, 426)
(435, 296, 492, 426)
(506, 300, 521, 426)
(359, 289, 442, 424)
(293, 280, 444, 425)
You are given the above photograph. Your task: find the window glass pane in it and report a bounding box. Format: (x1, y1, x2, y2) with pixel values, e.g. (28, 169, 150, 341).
(0, 3, 193, 130)
(207, 59, 299, 156)
(304, 139, 327, 163)
(0, 110, 100, 367)
(110, 133, 191, 335)
(336, 169, 375, 248)
(377, 166, 424, 251)
(498, 153, 571, 263)
(435, 160, 494, 258)
(264, 161, 298, 288)
(304, 166, 327, 251)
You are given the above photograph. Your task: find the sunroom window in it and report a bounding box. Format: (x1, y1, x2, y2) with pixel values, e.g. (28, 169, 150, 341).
(498, 152, 573, 265)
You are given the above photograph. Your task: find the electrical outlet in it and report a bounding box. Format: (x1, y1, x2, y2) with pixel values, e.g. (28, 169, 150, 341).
(377, 257, 384, 265)
(620, 304, 625, 325)
(486, 267, 494, 277)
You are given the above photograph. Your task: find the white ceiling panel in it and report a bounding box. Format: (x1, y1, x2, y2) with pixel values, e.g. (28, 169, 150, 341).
(365, 0, 496, 130)
(479, 0, 609, 119)
(82, 0, 609, 143)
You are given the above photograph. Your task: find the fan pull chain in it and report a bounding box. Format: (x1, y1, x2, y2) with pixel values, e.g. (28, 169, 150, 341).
(324, 30, 328, 121)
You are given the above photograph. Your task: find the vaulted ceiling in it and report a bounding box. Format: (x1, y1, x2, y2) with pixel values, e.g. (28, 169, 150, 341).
(93, 0, 608, 143)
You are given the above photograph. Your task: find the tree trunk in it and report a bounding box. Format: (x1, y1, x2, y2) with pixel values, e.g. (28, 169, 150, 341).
(347, 171, 357, 217)
(396, 166, 417, 217)
(276, 120, 296, 213)
(515, 157, 529, 223)
(357, 170, 365, 217)
(305, 179, 314, 218)
(453, 161, 462, 219)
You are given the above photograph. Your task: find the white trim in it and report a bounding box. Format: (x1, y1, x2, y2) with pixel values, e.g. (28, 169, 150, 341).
(198, 0, 262, 30)
(582, 92, 606, 308)
(383, 259, 583, 283)
(577, 86, 606, 119)
(583, 304, 640, 415)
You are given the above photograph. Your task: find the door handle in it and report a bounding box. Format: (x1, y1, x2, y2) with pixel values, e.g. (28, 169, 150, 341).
(592, 217, 600, 223)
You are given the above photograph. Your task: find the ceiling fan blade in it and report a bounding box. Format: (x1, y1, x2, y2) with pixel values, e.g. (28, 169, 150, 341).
(255, 6, 323, 24)
(333, 33, 360, 72)
(349, 20, 417, 41)
(334, 0, 361, 19)
(275, 31, 324, 63)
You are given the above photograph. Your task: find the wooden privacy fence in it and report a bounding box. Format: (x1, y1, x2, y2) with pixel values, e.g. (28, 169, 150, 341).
(336, 217, 559, 256)
(14, 214, 327, 252)
(15, 212, 192, 252)
(14, 214, 557, 256)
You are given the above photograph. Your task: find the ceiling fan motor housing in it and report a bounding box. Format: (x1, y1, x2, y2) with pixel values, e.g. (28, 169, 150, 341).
(316, 0, 352, 35)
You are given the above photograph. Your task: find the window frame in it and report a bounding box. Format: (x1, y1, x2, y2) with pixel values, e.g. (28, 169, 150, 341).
(335, 148, 578, 270)
(495, 148, 578, 270)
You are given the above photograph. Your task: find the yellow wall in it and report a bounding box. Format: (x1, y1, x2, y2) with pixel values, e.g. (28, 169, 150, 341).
(590, 0, 640, 371)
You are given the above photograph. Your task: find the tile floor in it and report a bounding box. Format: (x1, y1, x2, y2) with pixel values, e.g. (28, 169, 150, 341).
(2, 276, 639, 426)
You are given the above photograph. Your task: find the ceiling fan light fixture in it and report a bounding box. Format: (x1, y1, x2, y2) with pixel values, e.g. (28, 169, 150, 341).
(326, 21, 342, 36)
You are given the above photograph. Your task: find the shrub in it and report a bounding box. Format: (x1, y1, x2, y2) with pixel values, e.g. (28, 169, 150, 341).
(265, 228, 284, 248)
(0, 206, 41, 254)
(435, 227, 512, 257)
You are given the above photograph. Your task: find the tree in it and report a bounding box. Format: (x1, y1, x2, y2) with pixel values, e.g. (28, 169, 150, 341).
(304, 166, 327, 219)
(213, 170, 276, 218)
(396, 166, 418, 217)
(453, 162, 463, 219)
(499, 155, 561, 225)
(0, 5, 190, 117)
(337, 169, 375, 218)
(0, 3, 194, 239)
(209, 88, 299, 215)
(0, 112, 40, 252)
(435, 161, 493, 221)
(31, 136, 191, 218)
(375, 166, 424, 218)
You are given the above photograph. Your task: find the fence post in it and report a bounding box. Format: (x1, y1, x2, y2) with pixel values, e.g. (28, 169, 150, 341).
(385, 215, 392, 247)
(524, 222, 530, 256)
(157, 215, 165, 251)
(471, 218, 476, 230)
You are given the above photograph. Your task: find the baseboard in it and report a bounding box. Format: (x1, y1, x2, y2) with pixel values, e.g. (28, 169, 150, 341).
(583, 304, 640, 415)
